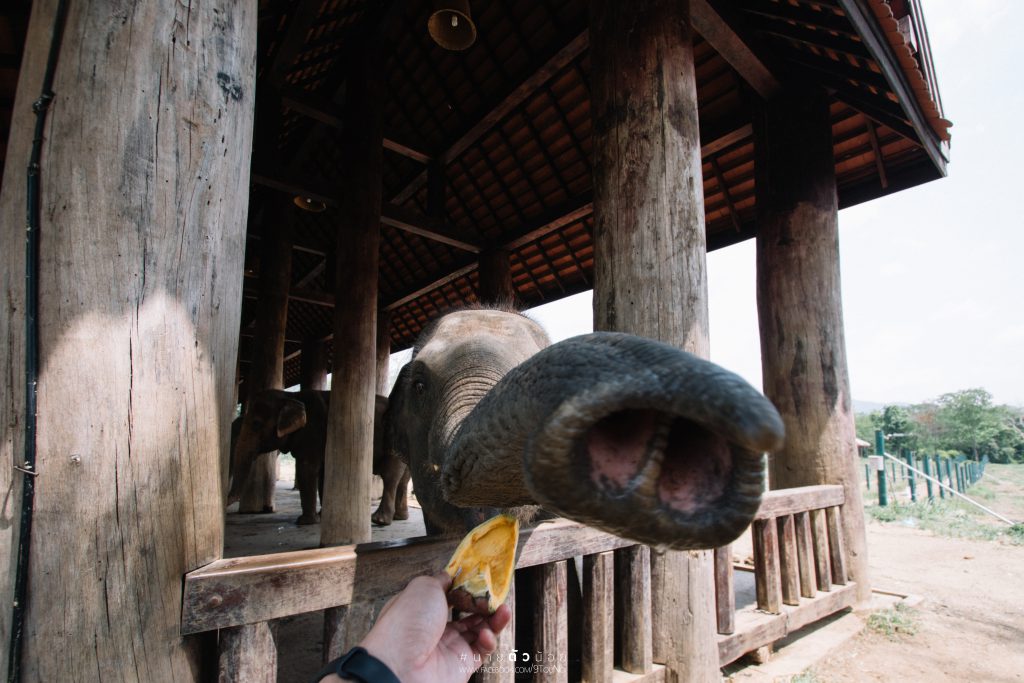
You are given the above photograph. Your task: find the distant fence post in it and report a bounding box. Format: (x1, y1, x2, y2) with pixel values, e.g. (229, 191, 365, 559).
(903, 449, 916, 502)
(944, 459, 954, 492)
(864, 463, 871, 490)
(935, 456, 944, 499)
(873, 430, 888, 506)
(923, 456, 934, 501)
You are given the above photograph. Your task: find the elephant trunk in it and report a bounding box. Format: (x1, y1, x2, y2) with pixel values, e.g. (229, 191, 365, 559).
(440, 332, 785, 550)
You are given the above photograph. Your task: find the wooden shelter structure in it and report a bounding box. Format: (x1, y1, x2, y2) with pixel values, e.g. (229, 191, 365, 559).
(0, 0, 949, 681)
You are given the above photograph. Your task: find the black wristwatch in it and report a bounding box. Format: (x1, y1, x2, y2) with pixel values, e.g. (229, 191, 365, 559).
(313, 646, 400, 683)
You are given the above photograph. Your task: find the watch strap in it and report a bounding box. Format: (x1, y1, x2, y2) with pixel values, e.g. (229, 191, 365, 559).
(313, 646, 400, 683)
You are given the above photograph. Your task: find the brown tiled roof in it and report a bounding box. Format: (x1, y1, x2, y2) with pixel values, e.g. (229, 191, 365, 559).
(0, 0, 952, 391)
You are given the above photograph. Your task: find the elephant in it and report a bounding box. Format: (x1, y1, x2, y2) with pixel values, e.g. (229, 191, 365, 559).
(227, 390, 410, 526)
(384, 307, 785, 549)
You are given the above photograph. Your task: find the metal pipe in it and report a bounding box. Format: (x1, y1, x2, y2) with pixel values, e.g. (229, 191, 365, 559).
(8, 2, 70, 681)
(879, 452, 1016, 526)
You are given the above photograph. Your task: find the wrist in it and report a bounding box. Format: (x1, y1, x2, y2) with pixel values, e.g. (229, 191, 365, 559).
(313, 646, 400, 683)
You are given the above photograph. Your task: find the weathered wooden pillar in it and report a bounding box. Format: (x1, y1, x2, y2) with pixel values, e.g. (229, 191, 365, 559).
(591, 1, 717, 680)
(0, 1, 254, 680)
(300, 337, 329, 392)
(240, 200, 294, 512)
(321, 40, 383, 655)
(376, 309, 392, 395)
(321, 43, 381, 547)
(477, 248, 516, 307)
(755, 85, 870, 603)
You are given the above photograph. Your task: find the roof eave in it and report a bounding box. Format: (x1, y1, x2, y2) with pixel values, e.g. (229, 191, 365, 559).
(837, 0, 948, 177)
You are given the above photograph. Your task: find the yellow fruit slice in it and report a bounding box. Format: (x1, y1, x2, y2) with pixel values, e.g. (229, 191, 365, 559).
(445, 513, 520, 615)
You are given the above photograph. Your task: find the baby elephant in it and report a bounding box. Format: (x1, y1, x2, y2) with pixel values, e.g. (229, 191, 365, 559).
(228, 390, 409, 526)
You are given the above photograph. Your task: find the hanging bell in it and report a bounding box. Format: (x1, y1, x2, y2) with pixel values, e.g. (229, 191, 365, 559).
(428, 0, 477, 51)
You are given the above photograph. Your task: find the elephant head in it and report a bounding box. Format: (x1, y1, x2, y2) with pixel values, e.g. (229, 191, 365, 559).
(226, 390, 308, 507)
(385, 308, 784, 550)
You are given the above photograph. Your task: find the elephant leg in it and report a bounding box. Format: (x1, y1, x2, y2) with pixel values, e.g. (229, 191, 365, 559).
(295, 456, 320, 525)
(394, 465, 411, 521)
(372, 454, 407, 526)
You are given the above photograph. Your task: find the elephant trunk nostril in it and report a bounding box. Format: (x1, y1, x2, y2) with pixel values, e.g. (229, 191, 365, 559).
(654, 418, 733, 513)
(582, 410, 735, 513)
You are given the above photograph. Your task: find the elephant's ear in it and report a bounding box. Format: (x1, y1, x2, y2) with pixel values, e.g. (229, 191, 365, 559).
(277, 398, 307, 438)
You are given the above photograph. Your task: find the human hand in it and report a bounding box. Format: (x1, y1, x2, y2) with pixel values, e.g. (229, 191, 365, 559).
(347, 572, 512, 683)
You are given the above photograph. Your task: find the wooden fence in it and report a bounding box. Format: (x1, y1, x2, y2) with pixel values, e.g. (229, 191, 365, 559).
(715, 485, 856, 667)
(183, 485, 854, 681)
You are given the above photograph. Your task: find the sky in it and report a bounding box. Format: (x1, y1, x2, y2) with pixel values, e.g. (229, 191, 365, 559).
(393, 0, 1024, 408)
(531, 0, 1024, 409)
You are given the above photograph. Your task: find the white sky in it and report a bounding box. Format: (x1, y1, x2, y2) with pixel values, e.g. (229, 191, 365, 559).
(529, 0, 1024, 408)
(391, 1, 1023, 407)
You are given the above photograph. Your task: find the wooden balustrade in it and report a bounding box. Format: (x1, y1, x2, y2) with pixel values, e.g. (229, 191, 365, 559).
(184, 486, 856, 680)
(715, 485, 858, 667)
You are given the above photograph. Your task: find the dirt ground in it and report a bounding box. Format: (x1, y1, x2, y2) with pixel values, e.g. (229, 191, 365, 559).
(804, 522, 1024, 683)
(225, 459, 1024, 682)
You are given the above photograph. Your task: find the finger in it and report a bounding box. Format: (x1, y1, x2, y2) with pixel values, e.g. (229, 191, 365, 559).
(456, 613, 485, 629)
(471, 626, 497, 656)
(432, 571, 453, 592)
(374, 591, 402, 622)
(486, 604, 512, 634)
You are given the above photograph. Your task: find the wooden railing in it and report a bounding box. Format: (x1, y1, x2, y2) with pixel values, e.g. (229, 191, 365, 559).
(714, 485, 856, 667)
(184, 485, 855, 680)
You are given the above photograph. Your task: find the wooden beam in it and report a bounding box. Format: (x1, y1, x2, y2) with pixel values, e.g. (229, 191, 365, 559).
(380, 203, 480, 253)
(181, 519, 633, 634)
(281, 89, 432, 164)
(242, 286, 334, 308)
(691, 0, 780, 99)
(251, 172, 336, 208)
(501, 194, 594, 251)
(865, 119, 890, 189)
(383, 262, 478, 312)
(391, 30, 590, 204)
(702, 122, 752, 157)
(383, 132, 432, 165)
(251, 174, 481, 252)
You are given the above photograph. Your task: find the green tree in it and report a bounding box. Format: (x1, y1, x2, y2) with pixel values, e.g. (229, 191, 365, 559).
(880, 405, 916, 452)
(935, 388, 1002, 461)
(855, 411, 881, 445)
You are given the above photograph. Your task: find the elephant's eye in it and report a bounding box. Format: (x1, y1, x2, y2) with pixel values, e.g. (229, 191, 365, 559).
(413, 380, 426, 395)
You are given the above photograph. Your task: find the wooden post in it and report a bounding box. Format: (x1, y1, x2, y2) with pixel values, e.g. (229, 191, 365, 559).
(376, 308, 392, 395)
(240, 200, 294, 512)
(756, 85, 871, 604)
(936, 456, 945, 499)
(752, 519, 782, 613)
(582, 553, 614, 682)
(477, 248, 516, 307)
(591, 1, 717, 679)
(480, 576, 515, 683)
(219, 622, 277, 683)
(320, 39, 383, 653)
(614, 546, 652, 674)
(533, 561, 569, 683)
(713, 546, 735, 635)
(321, 40, 382, 546)
(794, 512, 817, 599)
(300, 337, 329, 392)
(777, 515, 800, 606)
(0, 1, 255, 679)
(810, 509, 833, 592)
